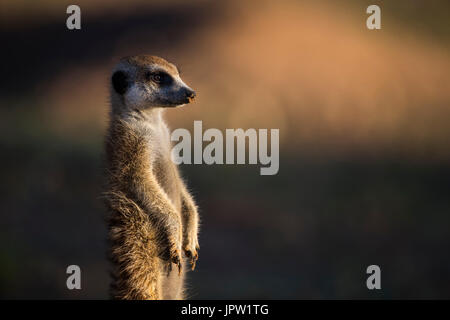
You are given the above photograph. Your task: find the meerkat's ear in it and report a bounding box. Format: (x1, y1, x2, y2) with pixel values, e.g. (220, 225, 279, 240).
(112, 71, 128, 95)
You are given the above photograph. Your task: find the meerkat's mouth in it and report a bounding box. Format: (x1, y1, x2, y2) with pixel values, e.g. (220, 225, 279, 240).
(175, 96, 195, 106)
(156, 99, 190, 108)
(157, 89, 196, 107)
(169, 99, 192, 107)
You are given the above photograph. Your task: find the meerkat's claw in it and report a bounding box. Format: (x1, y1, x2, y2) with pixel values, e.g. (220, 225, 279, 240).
(162, 244, 182, 276)
(165, 261, 172, 276)
(190, 254, 198, 271)
(184, 247, 199, 270)
(170, 246, 183, 275)
(177, 261, 182, 275)
(183, 232, 199, 270)
(164, 259, 182, 276)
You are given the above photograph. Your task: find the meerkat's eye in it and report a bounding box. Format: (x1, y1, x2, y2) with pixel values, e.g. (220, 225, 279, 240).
(146, 71, 173, 86)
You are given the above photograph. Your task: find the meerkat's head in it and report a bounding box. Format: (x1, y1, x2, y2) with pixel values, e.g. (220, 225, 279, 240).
(110, 55, 196, 112)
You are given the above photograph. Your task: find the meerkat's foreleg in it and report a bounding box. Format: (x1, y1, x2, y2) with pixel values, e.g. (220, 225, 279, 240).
(180, 185, 200, 270)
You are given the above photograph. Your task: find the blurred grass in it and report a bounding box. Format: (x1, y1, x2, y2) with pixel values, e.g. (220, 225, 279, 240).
(1, 0, 450, 299)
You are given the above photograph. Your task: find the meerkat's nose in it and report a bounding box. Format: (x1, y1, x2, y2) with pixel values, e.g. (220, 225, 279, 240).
(186, 88, 196, 98)
(185, 88, 196, 102)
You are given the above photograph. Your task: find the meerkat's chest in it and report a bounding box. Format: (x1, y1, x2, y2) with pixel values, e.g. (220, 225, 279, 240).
(144, 124, 182, 207)
(145, 124, 172, 162)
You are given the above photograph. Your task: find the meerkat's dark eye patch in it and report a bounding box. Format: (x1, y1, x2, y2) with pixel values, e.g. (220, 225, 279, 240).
(112, 71, 128, 95)
(145, 71, 173, 86)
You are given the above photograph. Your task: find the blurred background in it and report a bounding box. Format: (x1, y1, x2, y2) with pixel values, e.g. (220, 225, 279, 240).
(1, 0, 450, 299)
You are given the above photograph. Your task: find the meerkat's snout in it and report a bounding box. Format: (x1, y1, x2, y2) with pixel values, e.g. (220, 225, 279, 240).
(184, 87, 196, 103)
(168, 83, 196, 107)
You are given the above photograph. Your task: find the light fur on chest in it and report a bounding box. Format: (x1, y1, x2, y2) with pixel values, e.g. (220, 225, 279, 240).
(132, 118, 181, 207)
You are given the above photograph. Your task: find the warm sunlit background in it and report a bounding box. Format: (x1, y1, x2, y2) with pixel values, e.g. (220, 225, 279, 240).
(1, 0, 450, 299)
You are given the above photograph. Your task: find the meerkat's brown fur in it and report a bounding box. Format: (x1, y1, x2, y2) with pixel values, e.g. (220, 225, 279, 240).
(103, 55, 200, 300)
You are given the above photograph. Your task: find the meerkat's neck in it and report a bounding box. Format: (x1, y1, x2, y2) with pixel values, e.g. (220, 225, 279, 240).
(136, 108, 165, 125)
(110, 99, 165, 126)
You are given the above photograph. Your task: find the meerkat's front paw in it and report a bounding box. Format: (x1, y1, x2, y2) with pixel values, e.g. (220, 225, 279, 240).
(183, 233, 199, 270)
(161, 241, 183, 276)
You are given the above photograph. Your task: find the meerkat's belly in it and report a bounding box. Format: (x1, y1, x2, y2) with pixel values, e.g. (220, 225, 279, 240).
(153, 158, 182, 210)
(152, 134, 181, 210)
(145, 124, 182, 211)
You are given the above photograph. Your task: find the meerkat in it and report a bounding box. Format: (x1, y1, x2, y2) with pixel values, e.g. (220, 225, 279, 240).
(104, 55, 200, 300)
